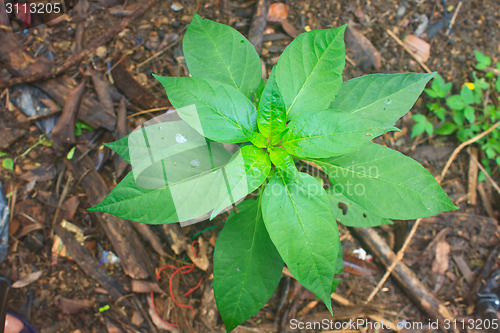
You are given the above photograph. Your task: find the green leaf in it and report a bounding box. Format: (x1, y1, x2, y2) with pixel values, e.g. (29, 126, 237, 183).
(269, 148, 297, 177)
(326, 188, 392, 227)
(89, 141, 231, 223)
(412, 114, 427, 123)
(251, 79, 266, 106)
(257, 68, 287, 142)
(425, 88, 437, 98)
(154, 76, 257, 143)
(105, 121, 207, 164)
(331, 73, 435, 125)
(275, 26, 346, 119)
(474, 50, 491, 70)
(183, 14, 262, 97)
(411, 122, 425, 138)
(214, 199, 283, 332)
(242, 129, 268, 148)
(90, 144, 268, 223)
(315, 143, 458, 220)
(464, 106, 476, 123)
(2, 158, 13, 171)
(262, 171, 340, 314)
(210, 145, 271, 219)
(460, 86, 475, 105)
(453, 111, 464, 126)
(430, 73, 451, 98)
(282, 109, 395, 158)
(0, 152, 6, 158)
(424, 121, 434, 136)
(446, 95, 466, 111)
(435, 122, 457, 135)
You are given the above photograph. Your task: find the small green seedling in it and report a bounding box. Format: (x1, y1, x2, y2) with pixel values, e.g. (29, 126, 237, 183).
(90, 14, 458, 332)
(417, 50, 500, 180)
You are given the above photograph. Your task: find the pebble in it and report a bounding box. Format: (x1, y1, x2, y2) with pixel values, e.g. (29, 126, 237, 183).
(171, 2, 184, 11)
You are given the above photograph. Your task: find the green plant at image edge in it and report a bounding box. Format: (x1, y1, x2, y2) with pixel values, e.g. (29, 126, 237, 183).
(89, 14, 458, 332)
(415, 50, 500, 181)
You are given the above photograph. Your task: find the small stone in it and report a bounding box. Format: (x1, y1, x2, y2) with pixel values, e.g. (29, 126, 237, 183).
(171, 2, 184, 11)
(95, 46, 107, 59)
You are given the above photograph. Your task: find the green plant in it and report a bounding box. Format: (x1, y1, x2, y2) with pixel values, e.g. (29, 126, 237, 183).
(0, 152, 13, 171)
(416, 50, 500, 180)
(89, 14, 458, 332)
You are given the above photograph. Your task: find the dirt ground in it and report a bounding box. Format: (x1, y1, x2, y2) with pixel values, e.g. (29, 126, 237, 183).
(0, 0, 499, 332)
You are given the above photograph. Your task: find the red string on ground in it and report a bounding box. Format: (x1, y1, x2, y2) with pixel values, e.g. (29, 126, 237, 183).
(149, 240, 204, 327)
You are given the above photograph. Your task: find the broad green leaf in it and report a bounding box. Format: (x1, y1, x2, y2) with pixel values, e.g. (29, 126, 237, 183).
(154, 76, 257, 143)
(262, 170, 340, 314)
(251, 79, 266, 107)
(183, 14, 262, 97)
(269, 148, 297, 177)
(315, 143, 458, 220)
(210, 145, 271, 219)
(90, 144, 268, 223)
(214, 199, 283, 332)
(282, 109, 395, 158)
(89, 141, 232, 223)
(275, 26, 346, 119)
(435, 122, 457, 135)
(331, 73, 435, 125)
(105, 121, 206, 164)
(327, 188, 392, 227)
(257, 68, 287, 141)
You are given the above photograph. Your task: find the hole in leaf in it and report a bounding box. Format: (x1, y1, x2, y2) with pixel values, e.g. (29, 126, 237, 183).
(336, 219, 340, 223)
(338, 202, 348, 215)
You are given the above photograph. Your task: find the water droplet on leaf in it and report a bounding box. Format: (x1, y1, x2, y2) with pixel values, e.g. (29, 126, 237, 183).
(384, 99, 392, 105)
(176, 134, 187, 143)
(190, 159, 200, 168)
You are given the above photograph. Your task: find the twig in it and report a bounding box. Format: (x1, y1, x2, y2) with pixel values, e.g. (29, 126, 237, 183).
(449, 0, 463, 31)
(468, 152, 500, 195)
(345, 54, 356, 67)
(364, 218, 422, 303)
(0, 0, 156, 88)
(137, 37, 182, 69)
(385, 29, 432, 73)
(438, 121, 500, 182)
(127, 106, 172, 119)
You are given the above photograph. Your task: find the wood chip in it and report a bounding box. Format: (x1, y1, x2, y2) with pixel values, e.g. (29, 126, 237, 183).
(404, 34, 430, 63)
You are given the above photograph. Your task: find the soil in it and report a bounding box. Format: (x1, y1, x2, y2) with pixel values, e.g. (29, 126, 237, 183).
(0, 0, 499, 332)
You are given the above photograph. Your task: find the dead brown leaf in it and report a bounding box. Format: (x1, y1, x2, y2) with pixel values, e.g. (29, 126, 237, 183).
(12, 270, 43, 288)
(267, 3, 289, 22)
(404, 34, 430, 63)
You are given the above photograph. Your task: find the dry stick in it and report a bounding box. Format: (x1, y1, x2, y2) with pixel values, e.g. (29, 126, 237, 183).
(385, 29, 432, 73)
(449, 0, 463, 31)
(364, 218, 422, 303)
(468, 151, 500, 195)
(127, 106, 171, 119)
(439, 121, 500, 182)
(0, 0, 156, 89)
